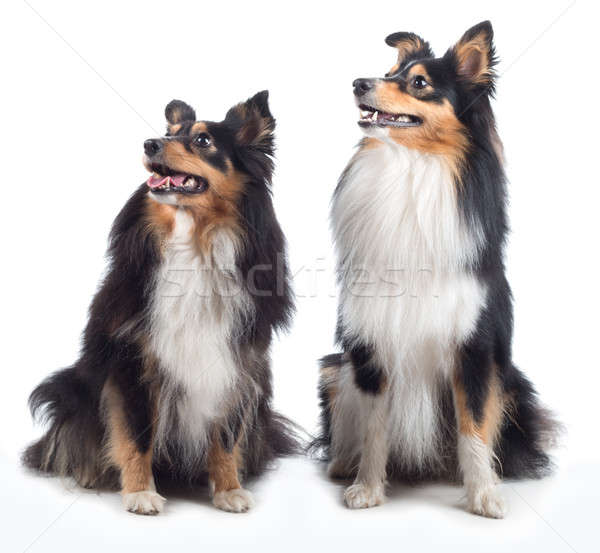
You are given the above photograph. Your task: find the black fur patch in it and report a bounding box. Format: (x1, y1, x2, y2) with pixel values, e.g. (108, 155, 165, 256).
(347, 341, 385, 395)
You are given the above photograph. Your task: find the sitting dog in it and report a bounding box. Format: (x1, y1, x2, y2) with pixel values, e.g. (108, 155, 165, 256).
(316, 22, 559, 518)
(23, 91, 296, 515)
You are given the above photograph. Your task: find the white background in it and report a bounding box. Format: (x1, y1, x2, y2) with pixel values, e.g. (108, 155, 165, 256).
(1, 0, 598, 551)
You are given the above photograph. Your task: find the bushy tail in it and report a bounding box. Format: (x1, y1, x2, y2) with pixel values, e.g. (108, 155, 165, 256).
(243, 405, 303, 477)
(268, 411, 303, 456)
(22, 365, 114, 488)
(497, 366, 562, 479)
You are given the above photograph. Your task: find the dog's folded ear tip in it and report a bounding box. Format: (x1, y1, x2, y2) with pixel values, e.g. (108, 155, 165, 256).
(385, 31, 415, 47)
(164, 99, 196, 125)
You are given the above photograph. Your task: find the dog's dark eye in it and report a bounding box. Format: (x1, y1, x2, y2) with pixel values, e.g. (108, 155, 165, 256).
(412, 75, 428, 89)
(194, 133, 211, 147)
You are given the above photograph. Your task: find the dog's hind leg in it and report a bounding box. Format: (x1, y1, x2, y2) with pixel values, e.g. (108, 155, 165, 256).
(343, 390, 389, 509)
(340, 345, 389, 509)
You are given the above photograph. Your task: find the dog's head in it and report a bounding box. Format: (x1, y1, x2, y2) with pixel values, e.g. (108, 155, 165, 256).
(143, 91, 274, 208)
(353, 21, 497, 157)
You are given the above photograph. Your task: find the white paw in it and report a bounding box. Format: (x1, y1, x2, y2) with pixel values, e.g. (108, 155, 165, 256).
(467, 486, 507, 519)
(344, 482, 385, 509)
(122, 490, 166, 515)
(212, 488, 255, 513)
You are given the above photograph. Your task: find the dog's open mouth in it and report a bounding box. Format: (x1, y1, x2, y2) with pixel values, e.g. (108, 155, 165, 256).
(358, 104, 422, 128)
(146, 164, 208, 195)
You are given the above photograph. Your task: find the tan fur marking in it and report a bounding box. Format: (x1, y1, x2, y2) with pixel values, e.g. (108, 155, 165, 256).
(320, 364, 340, 406)
(145, 195, 175, 241)
(207, 432, 243, 493)
(453, 370, 504, 445)
(162, 141, 231, 188)
(104, 380, 155, 494)
(228, 102, 272, 147)
(374, 81, 468, 177)
(406, 63, 431, 82)
(168, 123, 182, 135)
(160, 141, 244, 252)
(162, 141, 243, 204)
(390, 35, 428, 63)
(454, 30, 492, 84)
(190, 122, 208, 135)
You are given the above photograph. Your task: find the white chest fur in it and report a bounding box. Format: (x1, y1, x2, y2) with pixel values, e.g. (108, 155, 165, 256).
(332, 141, 487, 468)
(148, 208, 250, 460)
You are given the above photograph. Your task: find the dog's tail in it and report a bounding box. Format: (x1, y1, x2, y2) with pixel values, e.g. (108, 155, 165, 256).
(267, 410, 302, 457)
(242, 400, 303, 476)
(496, 365, 563, 479)
(22, 363, 114, 488)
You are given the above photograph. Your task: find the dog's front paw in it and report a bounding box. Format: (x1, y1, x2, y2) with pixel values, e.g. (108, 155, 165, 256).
(123, 490, 166, 515)
(344, 482, 385, 509)
(213, 488, 254, 513)
(467, 486, 507, 519)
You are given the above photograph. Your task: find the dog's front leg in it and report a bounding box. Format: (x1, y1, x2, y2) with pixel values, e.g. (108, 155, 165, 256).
(207, 429, 254, 513)
(104, 377, 164, 515)
(453, 343, 506, 519)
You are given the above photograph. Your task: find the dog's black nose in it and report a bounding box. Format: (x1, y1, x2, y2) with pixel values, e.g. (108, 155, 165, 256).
(144, 139, 162, 156)
(353, 78, 374, 96)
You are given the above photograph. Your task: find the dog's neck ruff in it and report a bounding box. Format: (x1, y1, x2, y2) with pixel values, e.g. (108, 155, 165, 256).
(332, 139, 486, 365)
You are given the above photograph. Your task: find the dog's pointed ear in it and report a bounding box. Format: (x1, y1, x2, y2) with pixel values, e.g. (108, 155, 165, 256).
(385, 31, 433, 65)
(449, 21, 497, 88)
(225, 90, 275, 154)
(165, 100, 196, 125)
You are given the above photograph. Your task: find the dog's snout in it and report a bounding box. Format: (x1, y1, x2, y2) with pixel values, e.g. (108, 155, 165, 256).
(353, 78, 374, 96)
(144, 139, 162, 157)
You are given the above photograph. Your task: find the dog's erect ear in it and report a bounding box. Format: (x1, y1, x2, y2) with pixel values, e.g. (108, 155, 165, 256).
(385, 31, 433, 65)
(165, 100, 196, 125)
(225, 90, 275, 154)
(449, 21, 497, 88)
(224, 91, 275, 178)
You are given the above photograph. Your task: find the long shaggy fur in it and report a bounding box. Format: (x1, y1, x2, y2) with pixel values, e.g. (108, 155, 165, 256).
(315, 22, 560, 502)
(23, 91, 298, 494)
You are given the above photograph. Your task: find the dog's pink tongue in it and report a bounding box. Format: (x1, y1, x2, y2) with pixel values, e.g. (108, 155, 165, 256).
(147, 174, 169, 188)
(146, 174, 187, 188)
(169, 174, 187, 187)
